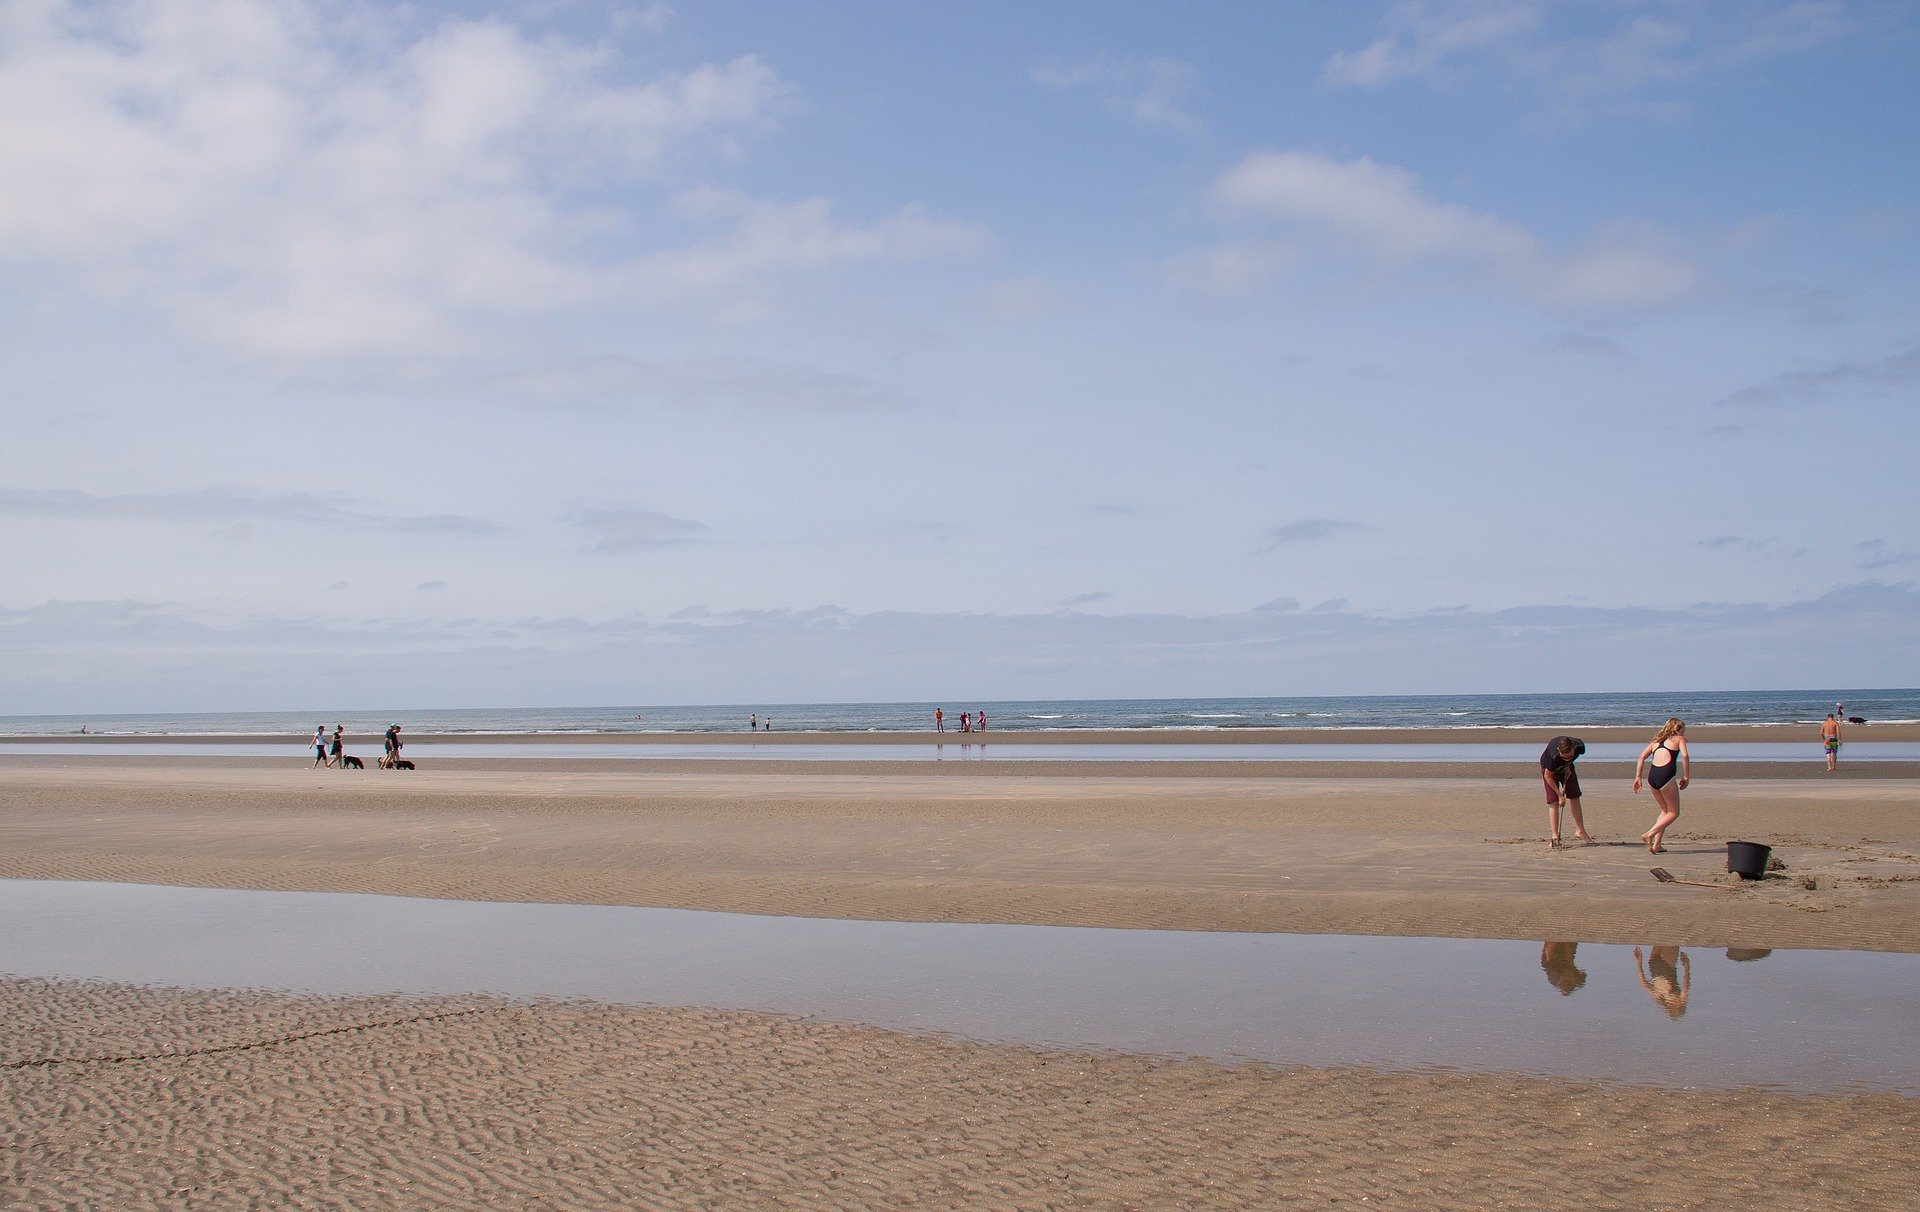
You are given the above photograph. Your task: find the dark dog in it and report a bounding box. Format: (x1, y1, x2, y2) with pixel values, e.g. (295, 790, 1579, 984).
(341, 755, 364, 770)
(392, 759, 416, 770)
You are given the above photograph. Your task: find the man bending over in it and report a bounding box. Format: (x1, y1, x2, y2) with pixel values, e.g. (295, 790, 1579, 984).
(1540, 735, 1593, 848)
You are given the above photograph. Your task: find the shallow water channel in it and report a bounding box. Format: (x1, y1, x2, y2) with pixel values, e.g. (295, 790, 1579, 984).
(6, 740, 1916, 762)
(3, 879, 1915, 1095)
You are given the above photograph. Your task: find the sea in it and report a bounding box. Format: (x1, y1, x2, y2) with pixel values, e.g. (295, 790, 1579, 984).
(1, 689, 1912, 737)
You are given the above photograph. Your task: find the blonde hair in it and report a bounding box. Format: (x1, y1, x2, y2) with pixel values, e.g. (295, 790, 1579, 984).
(1653, 717, 1686, 743)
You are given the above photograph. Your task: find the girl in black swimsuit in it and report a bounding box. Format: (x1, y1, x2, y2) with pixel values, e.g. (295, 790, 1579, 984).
(1633, 718, 1689, 853)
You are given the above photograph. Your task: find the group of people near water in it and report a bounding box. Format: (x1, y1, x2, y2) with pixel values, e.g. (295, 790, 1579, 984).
(1539, 718, 1693, 852)
(1540, 710, 1853, 849)
(932, 707, 986, 733)
(309, 723, 406, 768)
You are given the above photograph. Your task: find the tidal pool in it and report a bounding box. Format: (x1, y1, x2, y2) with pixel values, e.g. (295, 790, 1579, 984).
(2, 879, 1914, 1094)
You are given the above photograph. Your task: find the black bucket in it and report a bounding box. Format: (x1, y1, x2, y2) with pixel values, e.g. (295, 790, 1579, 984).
(1727, 841, 1772, 880)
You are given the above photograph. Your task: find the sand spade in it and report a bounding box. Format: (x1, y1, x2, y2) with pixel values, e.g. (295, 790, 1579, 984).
(1649, 867, 1738, 890)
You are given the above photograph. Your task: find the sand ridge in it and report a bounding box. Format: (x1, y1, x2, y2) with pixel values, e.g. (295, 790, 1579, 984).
(3, 762, 1919, 951)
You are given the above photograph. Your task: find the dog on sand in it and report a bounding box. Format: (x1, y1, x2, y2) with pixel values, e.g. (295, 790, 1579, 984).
(391, 759, 416, 770)
(340, 755, 364, 770)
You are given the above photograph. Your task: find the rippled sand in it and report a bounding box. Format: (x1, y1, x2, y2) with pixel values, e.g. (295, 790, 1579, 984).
(4, 754, 1918, 1208)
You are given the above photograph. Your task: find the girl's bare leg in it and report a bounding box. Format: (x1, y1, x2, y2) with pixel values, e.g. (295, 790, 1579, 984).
(1646, 786, 1680, 852)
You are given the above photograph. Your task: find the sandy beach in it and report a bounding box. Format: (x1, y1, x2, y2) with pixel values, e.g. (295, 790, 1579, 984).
(5, 747, 1918, 1207)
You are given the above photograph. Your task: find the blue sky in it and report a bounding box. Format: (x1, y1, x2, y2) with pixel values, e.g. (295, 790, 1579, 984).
(3, 0, 1917, 711)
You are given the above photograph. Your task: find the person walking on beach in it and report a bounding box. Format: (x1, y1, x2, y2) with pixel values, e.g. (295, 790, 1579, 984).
(312, 725, 328, 768)
(1632, 717, 1689, 854)
(329, 725, 343, 770)
(1539, 735, 1592, 848)
(935, 708, 944, 732)
(1822, 712, 1842, 772)
(382, 723, 402, 769)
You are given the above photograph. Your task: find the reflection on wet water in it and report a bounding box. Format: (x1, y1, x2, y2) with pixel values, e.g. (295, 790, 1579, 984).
(1637, 946, 1692, 1018)
(3, 880, 1916, 1095)
(1540, 941, 1588, 996)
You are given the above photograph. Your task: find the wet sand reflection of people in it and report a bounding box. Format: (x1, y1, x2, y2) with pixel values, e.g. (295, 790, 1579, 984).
(1539, 941, 1587, 996)
(1635, 946, 1691, 1018)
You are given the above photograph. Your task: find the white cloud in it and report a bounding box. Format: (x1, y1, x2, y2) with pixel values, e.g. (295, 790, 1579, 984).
(6, 582, 1917, 709)
(0, 1, 983, 356)
(0, 486, 497, 533)
(1324, 1, 1851, 117)
(1165, 238, 1299, 296)
(629, 191, 987, 320)
(1324, 2, 1539, 87)
(1264, 519, 1366, 545)
(355, 355, 903, 413)
(1033, 57, 1200, 134)
(1202, 150, 1695, 306)
(570, 507, 708, 554)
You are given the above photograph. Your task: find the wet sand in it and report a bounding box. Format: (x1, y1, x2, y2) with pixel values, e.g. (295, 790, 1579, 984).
(3, 761, 1918, 950)
(5, 755, 1917, 1208)
(6, 977, 1916, 1210)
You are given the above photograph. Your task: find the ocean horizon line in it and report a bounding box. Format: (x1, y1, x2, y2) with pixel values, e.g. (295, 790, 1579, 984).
(4, 689, 1915, 737)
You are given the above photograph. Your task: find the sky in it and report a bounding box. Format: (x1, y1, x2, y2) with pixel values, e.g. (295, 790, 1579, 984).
(3, 0, 1918, 712)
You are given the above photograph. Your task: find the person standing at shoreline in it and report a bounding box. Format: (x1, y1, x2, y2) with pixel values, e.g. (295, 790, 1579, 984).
(1822, 712, 1842, 771)
(1632, 717, 1690, 854)
(935, 708, 944, 732)
(1539, 735, 1592, 848)
(976, 709, 987, 732)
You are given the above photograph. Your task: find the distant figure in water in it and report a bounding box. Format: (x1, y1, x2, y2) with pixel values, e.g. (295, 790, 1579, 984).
(960, 712, 971, 733)
(1635, 946, 1691, 1018)
(1539, 941, 1587, 996)
(750, 714, 758, 732)
(976, 709, 987, 732)
(312, 725, 328, 768)
(1822, 712, 1842, 772)
(1632, 718, 1689, 854)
